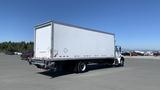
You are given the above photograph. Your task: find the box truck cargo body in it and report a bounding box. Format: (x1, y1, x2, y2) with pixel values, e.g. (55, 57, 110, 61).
(30, 21, 124, 73)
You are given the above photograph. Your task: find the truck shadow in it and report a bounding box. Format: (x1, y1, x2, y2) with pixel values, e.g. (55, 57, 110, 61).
(37, 64, 113, 78)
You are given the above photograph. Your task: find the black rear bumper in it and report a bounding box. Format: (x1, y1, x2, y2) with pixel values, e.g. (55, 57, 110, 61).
(29, 59, 55, 70)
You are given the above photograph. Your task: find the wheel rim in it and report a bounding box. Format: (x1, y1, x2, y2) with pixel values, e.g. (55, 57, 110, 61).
(80, 63, 86, 71)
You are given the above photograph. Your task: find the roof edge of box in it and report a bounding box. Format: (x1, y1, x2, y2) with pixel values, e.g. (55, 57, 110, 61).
(35, 20, 115, 35)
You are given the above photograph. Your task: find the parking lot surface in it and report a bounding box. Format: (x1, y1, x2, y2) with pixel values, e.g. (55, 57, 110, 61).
(0, 54, 160, 90)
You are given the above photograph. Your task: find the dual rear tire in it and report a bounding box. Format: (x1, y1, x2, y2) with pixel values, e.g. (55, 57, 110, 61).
(54, 61, 88, 73)
(74, 61, 87, 73)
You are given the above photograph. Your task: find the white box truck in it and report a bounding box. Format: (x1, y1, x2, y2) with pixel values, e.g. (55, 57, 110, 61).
(29, 21, 124, 73)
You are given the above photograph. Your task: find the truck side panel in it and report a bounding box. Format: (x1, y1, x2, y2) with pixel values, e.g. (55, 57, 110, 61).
(53, 23, 115, 60)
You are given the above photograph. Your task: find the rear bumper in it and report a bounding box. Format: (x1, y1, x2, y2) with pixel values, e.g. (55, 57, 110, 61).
(29, 59, 55, 70)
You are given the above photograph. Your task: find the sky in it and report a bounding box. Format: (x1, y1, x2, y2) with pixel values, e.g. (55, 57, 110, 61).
(0, 0, 160, 50)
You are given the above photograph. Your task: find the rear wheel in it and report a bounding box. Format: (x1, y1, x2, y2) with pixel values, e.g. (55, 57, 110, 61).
(74, 61, 87, 73)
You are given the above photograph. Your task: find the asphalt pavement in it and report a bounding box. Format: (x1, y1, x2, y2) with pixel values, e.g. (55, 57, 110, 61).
(0, 54, 160, 90)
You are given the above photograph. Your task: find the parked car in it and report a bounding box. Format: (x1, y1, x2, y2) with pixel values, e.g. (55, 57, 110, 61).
(14, 52, 22, 55)
(153, 51, 160, 56)
(122, 52, 130, 56)
(21, 51, 33, 60)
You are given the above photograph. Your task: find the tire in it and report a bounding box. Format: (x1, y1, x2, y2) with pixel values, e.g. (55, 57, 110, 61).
(75, 61, 87, 73)
(119, 58, 124, 67)
(114, 58, 124, 67)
